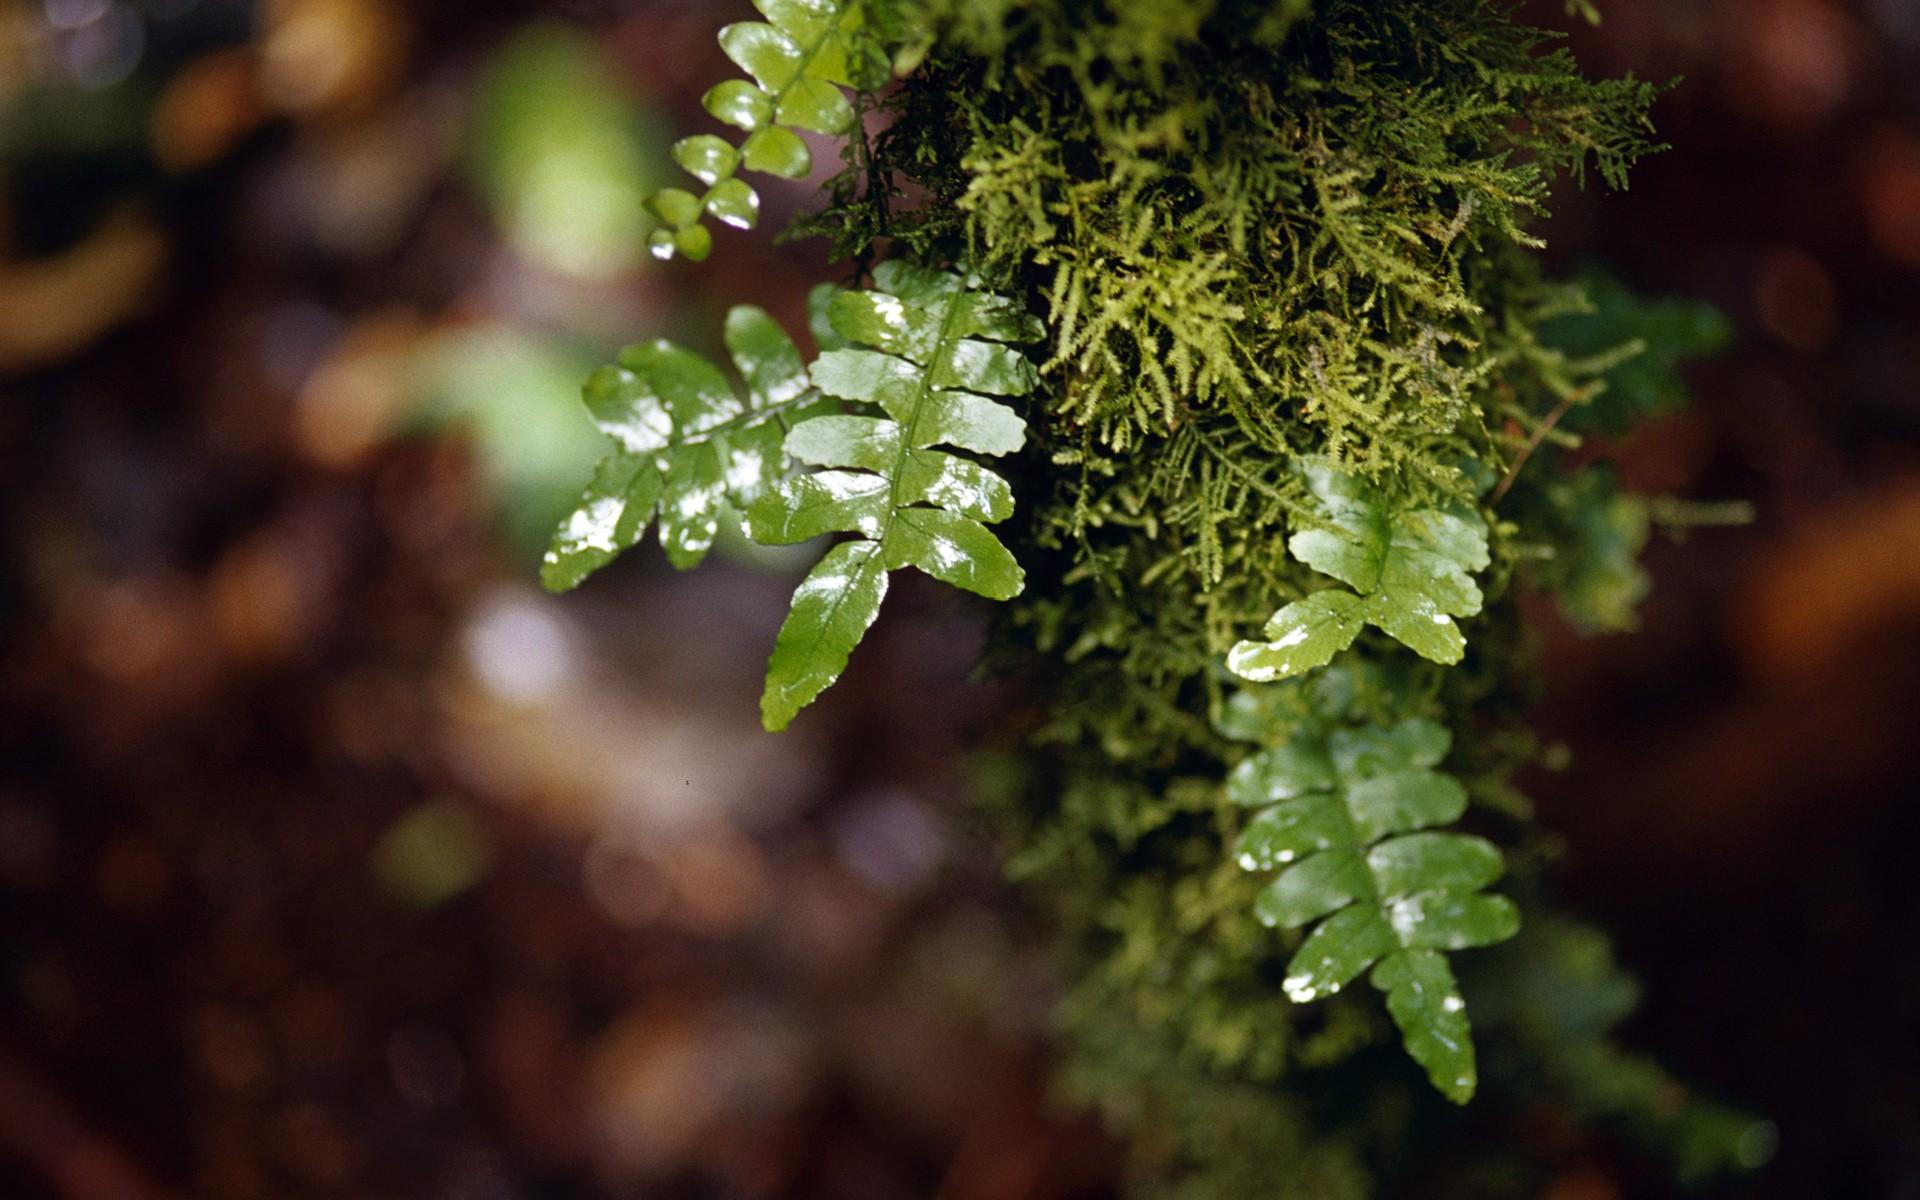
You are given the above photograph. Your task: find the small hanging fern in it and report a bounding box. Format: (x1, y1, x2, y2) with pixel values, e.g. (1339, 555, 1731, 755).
(1221, 682, 1518, 1102)
(1227, 465, 1492, 682)
(540, 1, 1760, 1189)
(746, 261, 1041, 730)
(644, 0, 885, 261)
(541, 305, 822, 589)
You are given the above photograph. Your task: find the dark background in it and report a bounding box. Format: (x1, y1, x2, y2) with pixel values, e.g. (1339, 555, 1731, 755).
(1, 0, 1916, 1196)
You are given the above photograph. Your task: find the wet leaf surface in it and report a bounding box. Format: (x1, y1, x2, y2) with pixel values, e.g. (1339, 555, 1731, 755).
(543, 306, 821, 591)
(1231, 466, 1491, 679)
(1224, 698, 1516, 1102)
(750, 264, 1038, 730)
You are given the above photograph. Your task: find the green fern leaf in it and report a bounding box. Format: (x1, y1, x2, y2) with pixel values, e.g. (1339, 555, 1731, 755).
(1228, 466, 1490, 681)
(542, 305, 821, 590)
(1541, 268, 1731, 435)
(1544, 466, 1652, 633)
(1226, 705, 1518, 1102)
(747, 261, 1042, 730)
(646, 0, 887, 261)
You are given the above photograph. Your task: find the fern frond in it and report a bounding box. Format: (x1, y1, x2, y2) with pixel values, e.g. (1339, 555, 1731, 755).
(1228, 465, 1491, 680)
(1536, 465, 1652, 633)
(746, 261, 1042, 730)
(645, 0, 887, 261)
(541, 306, 822, 589)
(1221, 684, 1517, 1102)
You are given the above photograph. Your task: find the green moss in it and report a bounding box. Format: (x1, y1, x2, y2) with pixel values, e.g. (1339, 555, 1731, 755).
(546, 1, 1763, 1192)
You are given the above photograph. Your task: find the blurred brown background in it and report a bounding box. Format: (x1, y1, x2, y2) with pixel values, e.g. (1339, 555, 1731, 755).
(1, 0, 1917, 1196)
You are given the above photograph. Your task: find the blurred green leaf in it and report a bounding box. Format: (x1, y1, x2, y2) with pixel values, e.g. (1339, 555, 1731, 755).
(1541, 267, 1732, 435)
(411, 324, 607, 560)
(1466, 916, 1778, 1181)
(469, 24, 666, 278)
(372, 801, 492, 909)
(1547, 466, 1653, 632)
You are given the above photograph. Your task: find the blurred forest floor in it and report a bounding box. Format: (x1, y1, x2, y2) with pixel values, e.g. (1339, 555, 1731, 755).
(2, 0, 1919, 1197)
